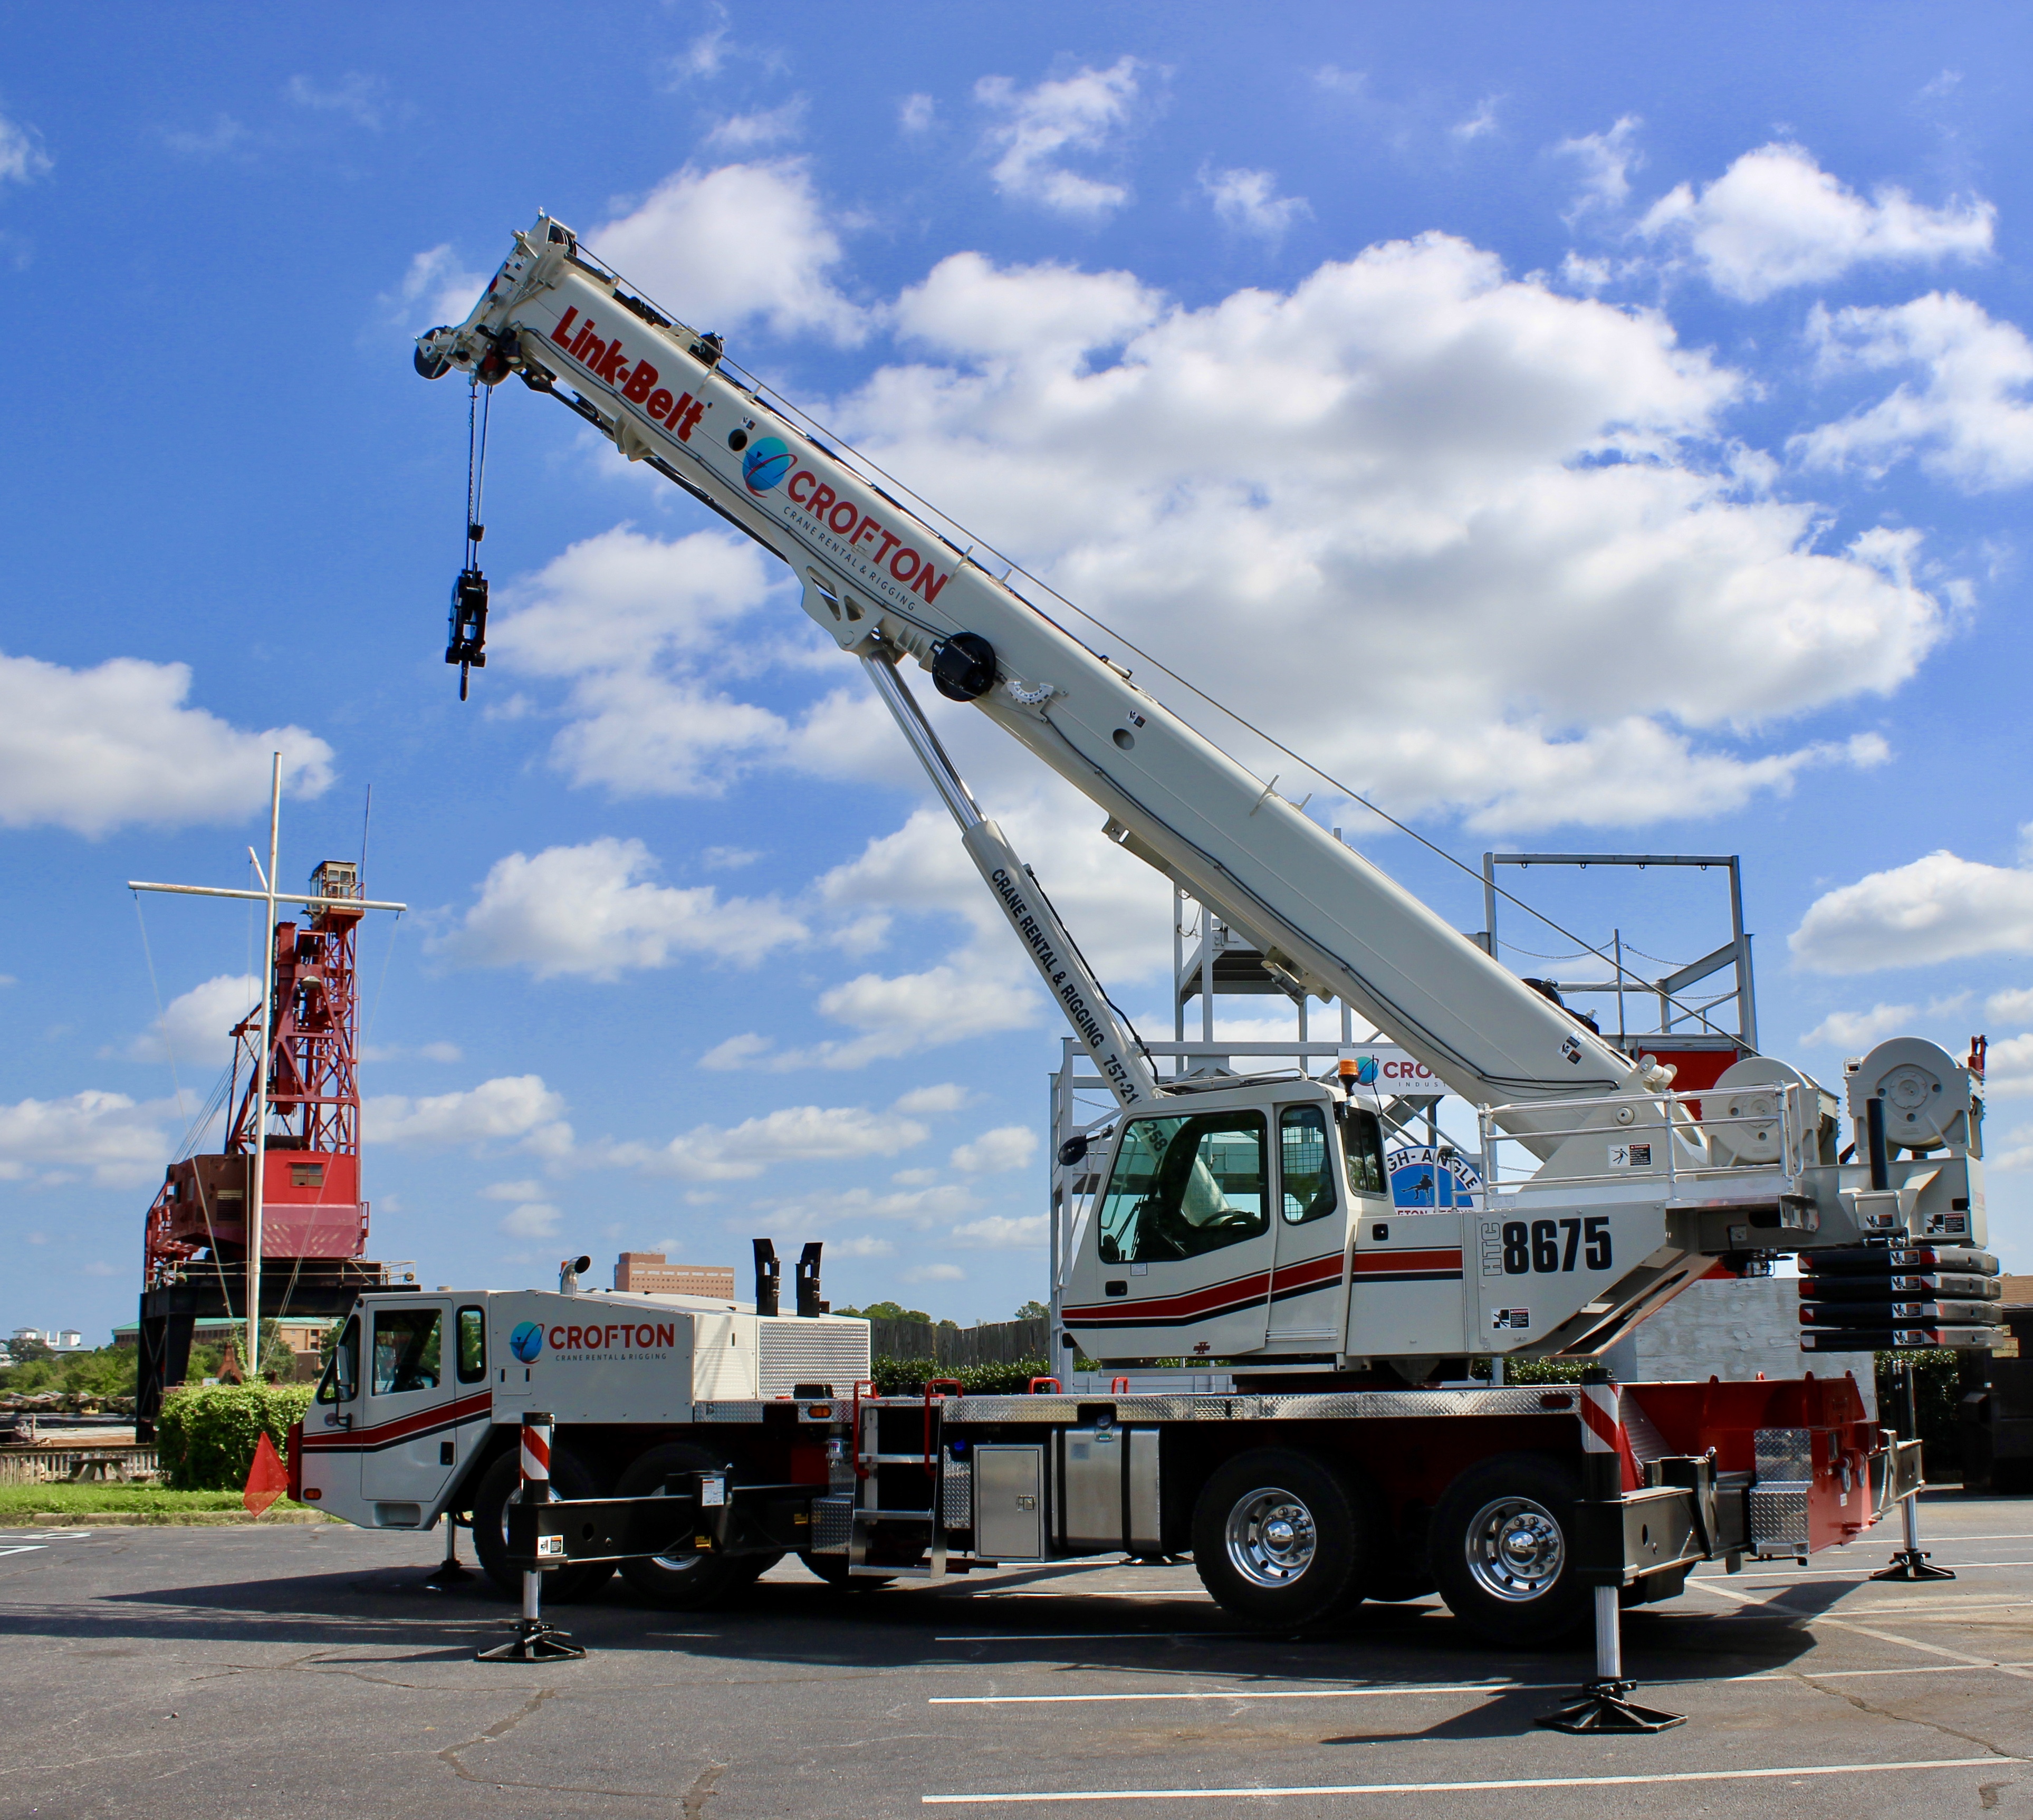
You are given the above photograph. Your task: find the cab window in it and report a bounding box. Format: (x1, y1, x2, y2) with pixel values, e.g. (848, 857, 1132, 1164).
(370, 1307, 442, 1395)
(317, 1315, 358, 1404)
(1097, 1112, 1268, 1263)
(456, 1306, 486, 1384)
(1339, 1105, 1387, 1198)
(1279, 1105, 1337, 1224)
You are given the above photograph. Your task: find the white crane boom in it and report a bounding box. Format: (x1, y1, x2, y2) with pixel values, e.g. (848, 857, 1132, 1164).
(418, 216, 1644, 1136)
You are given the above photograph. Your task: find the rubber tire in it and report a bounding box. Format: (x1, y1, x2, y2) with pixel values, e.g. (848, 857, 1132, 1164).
(470, 1444, 618, 1604)
(798, 1551, 895, 1591)
(614, 1443, 782, 1611)
(1191, 1447, 1368, 1627)
(1431, 1451, 1587, 1646)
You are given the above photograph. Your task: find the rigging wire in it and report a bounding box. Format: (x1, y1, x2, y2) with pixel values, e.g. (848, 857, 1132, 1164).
(131, 894, 189, 1131)
(465, 377, 491, 572)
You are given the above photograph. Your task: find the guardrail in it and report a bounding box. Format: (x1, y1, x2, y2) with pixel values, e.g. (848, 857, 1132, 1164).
(1475, 1081, 1813, 1203)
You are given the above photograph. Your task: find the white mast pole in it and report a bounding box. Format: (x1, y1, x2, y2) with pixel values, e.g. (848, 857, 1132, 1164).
(247, 753, 281, 1382)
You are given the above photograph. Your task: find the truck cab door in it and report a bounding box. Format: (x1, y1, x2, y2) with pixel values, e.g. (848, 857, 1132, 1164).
(300, 1312, 363, 1521)
(1267, 1102, 1349, 1347)
(1063, 1103, 1274, 1363)
(359, 1300, 455, 1517)
(1345, 1111, 1466, 1358)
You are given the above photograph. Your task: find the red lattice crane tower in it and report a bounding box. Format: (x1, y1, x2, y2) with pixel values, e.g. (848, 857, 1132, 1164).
(142, 860, 373, 1287)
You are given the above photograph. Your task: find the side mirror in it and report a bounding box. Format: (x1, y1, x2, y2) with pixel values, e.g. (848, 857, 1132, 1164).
(1058, 1135, 1089, 1167)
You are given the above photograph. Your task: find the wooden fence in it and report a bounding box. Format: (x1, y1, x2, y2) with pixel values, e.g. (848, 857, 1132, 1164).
(865, 1316, 1049, 1367)
(0, 1447, 158, 1485)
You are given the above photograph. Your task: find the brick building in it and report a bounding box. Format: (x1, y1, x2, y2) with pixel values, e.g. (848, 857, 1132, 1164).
(612, 1252, 736, 1297)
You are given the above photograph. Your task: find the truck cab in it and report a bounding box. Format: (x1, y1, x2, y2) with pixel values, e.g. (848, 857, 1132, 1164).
(1060, 1079, 1392, 1363)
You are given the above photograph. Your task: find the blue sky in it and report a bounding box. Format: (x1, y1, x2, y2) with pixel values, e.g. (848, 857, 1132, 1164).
(6, 3, 2033, 1341)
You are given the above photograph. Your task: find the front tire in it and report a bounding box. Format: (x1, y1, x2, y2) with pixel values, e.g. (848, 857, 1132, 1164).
(469, 1444, 617, 1603)
(1431, 1452, 1586, 1645)
(1191, 1448, 1368, 1626)
(614, 1443, 782, 1611)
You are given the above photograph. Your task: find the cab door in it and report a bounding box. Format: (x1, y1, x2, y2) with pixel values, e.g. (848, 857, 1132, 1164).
(1062, 1104, 1274, 1362)
(1266, 1102, 1348, 1347)
(1343, 1110, 1467, 1358)
(359, 1300, 455, 1510)
(300, 1311, 363, 1521)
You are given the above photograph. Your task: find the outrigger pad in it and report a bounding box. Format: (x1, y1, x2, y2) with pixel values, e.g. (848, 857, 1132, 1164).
(1536, 1679, 1686, 1735)
(476, 1618, 587, 1663)
(1871, 1549, 1955, 1583)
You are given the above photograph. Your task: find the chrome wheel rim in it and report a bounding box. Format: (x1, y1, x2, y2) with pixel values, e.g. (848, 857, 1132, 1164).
(1463, 1494, 1565, 1602)
(1225, 1486, 1318, 1588)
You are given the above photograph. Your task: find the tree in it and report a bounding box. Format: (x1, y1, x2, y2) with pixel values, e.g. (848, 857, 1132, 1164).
(1013, 1300, 1049, 1320)
(837, 1300, 933, 1325)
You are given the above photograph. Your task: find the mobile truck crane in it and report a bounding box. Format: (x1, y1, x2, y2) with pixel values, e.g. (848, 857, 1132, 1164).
(292, 214, 1994, 1648)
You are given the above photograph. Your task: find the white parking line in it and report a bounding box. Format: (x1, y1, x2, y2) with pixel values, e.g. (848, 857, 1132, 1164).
(1686, 1576, 2033, 1681)
(1701, 1559, 2033, 1581)
(922, 1757, 2015, 1805)
(0, 1545, 47, 1559)
(933, 1682, 1535, 1705)
(935, 1631, 1269, 1643)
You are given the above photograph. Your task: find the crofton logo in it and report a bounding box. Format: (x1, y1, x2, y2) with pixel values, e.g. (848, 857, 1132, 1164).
(509, 1321, 544, 1363)
(742, 435, 793, 495)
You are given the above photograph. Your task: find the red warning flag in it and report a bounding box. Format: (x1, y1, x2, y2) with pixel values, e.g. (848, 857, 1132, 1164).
(244, 1431, 289, 1518)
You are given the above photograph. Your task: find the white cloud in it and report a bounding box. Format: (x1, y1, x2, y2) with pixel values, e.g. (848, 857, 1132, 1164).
(388, 244, 488, 334)
(419, 1041, 463, 1064)
(366, 1075, 573, 1157)
(1987, 987, 2033, 1030)
(951, 1213, 1048, 1248)
(1795, 292, 2033, 491)
(0, 110, 52, 184)
(486, 526, 792, 796)
(951, 1125, 1038, 1173)
(1799, 993, 1967, 1050)
(899, 93, 936, 135)
(0, 652, 333, 837)
(1638, 143, 1993, 302)
(164, 114, 250, 159)
(1313, 67, 1367, 97)
(285, 73, 391, 130)
(905, 1262, 966, 1283)
(705, 97, 806, 150)
(607, 1104, 929, 1181)
(810, 965, 1038, 1067)
(893, 1083, 971, 1115)
(701, 1033, 774, 1071)
(1791, 849, 2033, 973)
(500, 1203, 561, 1238)
(702, 846, 761, 870)
(482, 1179, 546, 1201)
(121, 974, 257, 1068)
(1555, 116, 1643, 218)
(975, 58, 1140, 217)
(433, 837, 805, 980)
(1984, 1041, 2033, 1101)
(757, 1182, 981, 1228)
(0, 1091, 170, 1188)
(825, 239, 1940, 831)
(588, 160, 864, 344)
(1452, 98, 1500, 143)
(891, 1168, 937, 1187)
(1200, 167, 1310, 240)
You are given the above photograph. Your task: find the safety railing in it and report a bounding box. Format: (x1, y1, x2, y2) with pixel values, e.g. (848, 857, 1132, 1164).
(1474, 1080, 1813, 1206)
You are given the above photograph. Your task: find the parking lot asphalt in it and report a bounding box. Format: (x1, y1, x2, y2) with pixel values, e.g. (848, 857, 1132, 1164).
(3, 1493, 2032, 1819)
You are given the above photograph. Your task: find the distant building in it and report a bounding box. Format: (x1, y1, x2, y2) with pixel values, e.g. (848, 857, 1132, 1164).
(9, 1327, 88, 1354)
(111, 1317, 330, 1354)
(612, 1252, 736, 1297)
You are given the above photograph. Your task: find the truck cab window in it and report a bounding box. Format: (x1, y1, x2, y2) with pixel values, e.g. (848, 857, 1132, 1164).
(1339, 1105, 1387, 1198)
(456, 1306, 486, 1384)
(1098, 1112, 1268, 1263)
(317, 1315, 358, 1405)
(370, 1307, 442, 1395)
(1279, 1105, 1337, 1224)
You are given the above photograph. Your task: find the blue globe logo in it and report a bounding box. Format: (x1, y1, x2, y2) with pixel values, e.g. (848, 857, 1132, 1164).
(742, 436, 793, 495)
(1354, 1056, 1379, 1086)
(509, 1321, 544, 1363)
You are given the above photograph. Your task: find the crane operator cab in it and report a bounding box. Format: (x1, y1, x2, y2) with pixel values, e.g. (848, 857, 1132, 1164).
(1060, 1079, 1394, 1364)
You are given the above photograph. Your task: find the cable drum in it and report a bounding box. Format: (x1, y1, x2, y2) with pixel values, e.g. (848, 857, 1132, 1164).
(1704, 1056, 1818, 1166)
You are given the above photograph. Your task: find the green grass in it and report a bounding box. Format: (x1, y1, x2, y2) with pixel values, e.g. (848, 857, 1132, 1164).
(0, 1484, 314, 1516)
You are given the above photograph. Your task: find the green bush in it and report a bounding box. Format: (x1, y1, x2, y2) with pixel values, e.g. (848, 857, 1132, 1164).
(155, 1384, 315, 1490)
(0, 1485, 312, 1516)
(873, 1356, 1066, 1396)
(0, 1345, 138, 1403)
